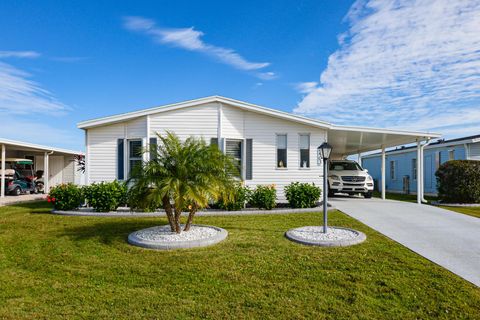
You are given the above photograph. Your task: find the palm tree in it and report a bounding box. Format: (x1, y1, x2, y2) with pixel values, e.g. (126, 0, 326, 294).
(129, 132, 238, 233)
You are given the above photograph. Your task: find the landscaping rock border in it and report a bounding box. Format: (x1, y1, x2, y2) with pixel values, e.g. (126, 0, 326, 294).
(431, 201, 480, 207)
(127, 224, 228, 250)
(51, 205, 335, 217)
(285, 226, 366, 247)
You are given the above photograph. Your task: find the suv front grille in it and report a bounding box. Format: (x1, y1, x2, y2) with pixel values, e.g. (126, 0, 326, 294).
(341, 176, 366, 182)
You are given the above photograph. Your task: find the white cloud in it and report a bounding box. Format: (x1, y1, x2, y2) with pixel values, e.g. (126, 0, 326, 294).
(123, 16, 274, 77)
(0, 62, 68, 115)
(295, 81, 318, 94)
(0, 50, 40, 59)
(295, 0, 480, 137)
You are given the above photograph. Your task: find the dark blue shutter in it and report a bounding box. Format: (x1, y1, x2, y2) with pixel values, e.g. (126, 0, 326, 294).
(246, 139, 253, 180)
(149, 137, 157, 160)
(117, 139, 124, 180)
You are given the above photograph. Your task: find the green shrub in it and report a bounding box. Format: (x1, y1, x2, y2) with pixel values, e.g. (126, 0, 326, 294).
(48, 183, 83, 211)
(217, 183, 252, 211)
(284, 182, 321, 208)
(250, 184, 276, 210)
(127, 186, 162, 212)
(84, 181, 128, 212)
(436, 160, 480, 203)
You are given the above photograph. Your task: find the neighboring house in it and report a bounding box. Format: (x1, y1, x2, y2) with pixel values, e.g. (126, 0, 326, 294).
(0, 138, 85, 197)
(77, 96, 439, 201)
(362, 135, 480, 195)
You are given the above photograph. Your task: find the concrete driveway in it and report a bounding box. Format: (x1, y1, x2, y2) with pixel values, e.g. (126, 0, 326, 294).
(330, 197, 480, 287)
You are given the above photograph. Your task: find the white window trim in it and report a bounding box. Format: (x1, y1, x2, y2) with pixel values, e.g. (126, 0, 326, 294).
(298, 133, 310, 169)
(276, 133, 288, 169)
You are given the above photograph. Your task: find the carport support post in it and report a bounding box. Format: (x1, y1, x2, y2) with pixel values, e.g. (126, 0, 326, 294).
(417, 141, 422, 204)
(44, 152, 49, 194)
(381, 146, 386, 200)
(1, 144, 5, 198)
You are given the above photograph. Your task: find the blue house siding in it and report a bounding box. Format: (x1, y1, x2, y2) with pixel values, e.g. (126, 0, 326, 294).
(362, 144, 466, 195)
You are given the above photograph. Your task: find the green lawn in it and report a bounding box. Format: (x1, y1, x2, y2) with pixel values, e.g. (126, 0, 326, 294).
(372, 191, 438, 203)
(438, 206, 480, 219)
(372, 191, 480, 219)
(1, 202, 479, 319)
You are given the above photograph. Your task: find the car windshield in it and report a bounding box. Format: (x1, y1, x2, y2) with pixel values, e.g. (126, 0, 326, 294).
(329, 161, 363, 171)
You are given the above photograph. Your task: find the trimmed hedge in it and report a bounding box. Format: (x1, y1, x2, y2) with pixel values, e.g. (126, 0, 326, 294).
(250, 185, 276, 210)
(48, 183, 83, 211)
(84, 181, 128, 212)
(435, 160, 480, 203)
(284, 182, 321, 208)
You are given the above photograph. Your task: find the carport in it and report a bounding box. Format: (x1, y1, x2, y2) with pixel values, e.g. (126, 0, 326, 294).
(0, 138, 84, 198)
(326, 126, 440, 204)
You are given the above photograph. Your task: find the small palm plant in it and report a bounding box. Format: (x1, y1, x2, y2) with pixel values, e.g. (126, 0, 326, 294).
(129, 132, 238, 233)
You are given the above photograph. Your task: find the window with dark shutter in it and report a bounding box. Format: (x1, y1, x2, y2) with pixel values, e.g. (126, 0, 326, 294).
(149, 137, 157, 160)
(117, 139, 124, 180)
(246, 139, 252, 180)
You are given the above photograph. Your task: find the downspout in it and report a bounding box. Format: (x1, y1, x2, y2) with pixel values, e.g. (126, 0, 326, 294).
(44, 150, 54, 194)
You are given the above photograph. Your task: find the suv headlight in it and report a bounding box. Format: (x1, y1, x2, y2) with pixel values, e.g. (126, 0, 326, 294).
(366, 175, 373, 182)
(329, 175, 340, 180)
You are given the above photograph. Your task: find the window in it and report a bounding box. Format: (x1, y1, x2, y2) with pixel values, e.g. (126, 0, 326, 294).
(299, 134, 310, 168)
(276, 134, 287, 168)
(128, 139, 142, 176)
(449, 149, 455, 161)
(435, 151, 441, 169)
(226, 139, 243, 178)
(412, 158, 417, 180)
(390, 160, 396, 180)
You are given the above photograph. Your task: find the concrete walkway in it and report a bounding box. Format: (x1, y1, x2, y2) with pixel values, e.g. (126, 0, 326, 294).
(0, 194, 45, 207)
(330, 197, 480, 287)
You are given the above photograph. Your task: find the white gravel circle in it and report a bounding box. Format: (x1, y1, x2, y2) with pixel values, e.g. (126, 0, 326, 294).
(285, 226, 366, 247)
(128, 224, 228, 250)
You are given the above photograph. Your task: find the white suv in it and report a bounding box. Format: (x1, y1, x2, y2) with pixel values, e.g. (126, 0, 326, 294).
(328, 160, 374, 198)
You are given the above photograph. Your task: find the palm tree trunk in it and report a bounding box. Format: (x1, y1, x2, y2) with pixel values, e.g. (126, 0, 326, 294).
(174, 206, 182, 234)
(184, 204, 197, 232)
(162, 196, 176, 232)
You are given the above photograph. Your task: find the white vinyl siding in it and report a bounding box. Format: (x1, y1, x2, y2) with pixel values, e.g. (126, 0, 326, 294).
(63, 156, 75, 183)
(87, 123, 126, 183)
(149, 103, 218, 140)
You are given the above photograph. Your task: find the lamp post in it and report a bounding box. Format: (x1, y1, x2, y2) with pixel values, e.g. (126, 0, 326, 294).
(318, 142, 332, 233)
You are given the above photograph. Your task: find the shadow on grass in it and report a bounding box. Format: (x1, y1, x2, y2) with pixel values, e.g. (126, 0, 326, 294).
(59, 219, 168, 245)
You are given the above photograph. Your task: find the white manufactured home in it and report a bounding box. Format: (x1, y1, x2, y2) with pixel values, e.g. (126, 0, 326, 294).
(78, 96, 439, 202)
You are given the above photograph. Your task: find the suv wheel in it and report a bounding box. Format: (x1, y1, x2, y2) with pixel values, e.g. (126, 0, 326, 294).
(364, 192, 373, 199)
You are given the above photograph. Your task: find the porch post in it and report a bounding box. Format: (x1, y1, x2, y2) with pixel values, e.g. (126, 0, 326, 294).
(381, 146, 386, 200)
(420, 141, 425, 202)
(1, 144, 5, 198)
(417, 141, 421, 204)
(44, 152, 49, 194)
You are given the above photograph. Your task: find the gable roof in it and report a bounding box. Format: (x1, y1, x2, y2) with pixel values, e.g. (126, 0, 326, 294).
(77, 96, 333, 130)
(77, 95, 441, 152)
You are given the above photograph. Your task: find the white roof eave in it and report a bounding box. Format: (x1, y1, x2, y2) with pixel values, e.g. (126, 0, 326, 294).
(0, 138, 84, 155)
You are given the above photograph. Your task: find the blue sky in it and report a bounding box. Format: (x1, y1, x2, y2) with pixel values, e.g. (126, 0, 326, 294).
(1, 0, 479, 151)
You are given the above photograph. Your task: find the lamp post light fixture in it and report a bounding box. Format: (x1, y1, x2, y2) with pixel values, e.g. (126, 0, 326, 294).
(317, 142, 332, 233)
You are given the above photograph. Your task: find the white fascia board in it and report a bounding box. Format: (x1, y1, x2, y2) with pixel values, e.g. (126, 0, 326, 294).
(0, 138, 84, 155)
(330, 124, 441, 138)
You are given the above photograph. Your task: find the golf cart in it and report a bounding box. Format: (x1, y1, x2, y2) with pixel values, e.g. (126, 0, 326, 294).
(1, 158, 44, 196)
